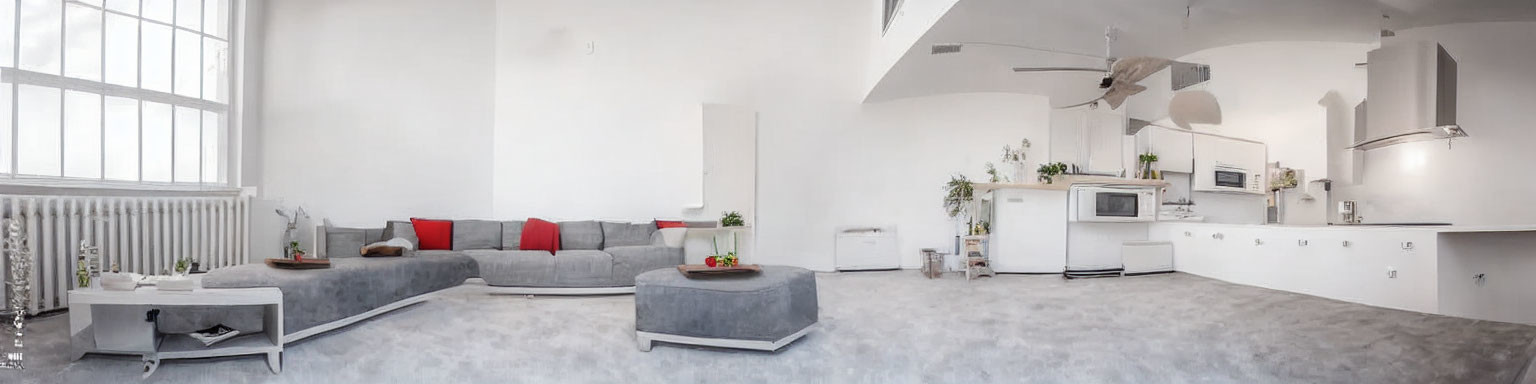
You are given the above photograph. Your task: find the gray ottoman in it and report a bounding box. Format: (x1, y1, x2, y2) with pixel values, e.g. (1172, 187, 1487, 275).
(634, 265, 818, 351)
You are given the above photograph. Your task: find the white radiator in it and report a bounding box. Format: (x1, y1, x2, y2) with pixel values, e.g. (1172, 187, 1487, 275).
(0, 194, 251, 313)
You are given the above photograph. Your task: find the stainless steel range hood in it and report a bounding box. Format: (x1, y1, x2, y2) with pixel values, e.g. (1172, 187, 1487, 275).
(1348, 124, 1466, 150)
(1352, 41, 1462, 151)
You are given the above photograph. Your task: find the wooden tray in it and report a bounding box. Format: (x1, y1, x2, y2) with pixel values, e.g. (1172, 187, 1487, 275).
(676, 264, 761, 276)
(265, 258, 332, 269)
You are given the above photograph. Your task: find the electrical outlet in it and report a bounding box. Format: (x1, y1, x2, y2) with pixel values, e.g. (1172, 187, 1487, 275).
(1401, 242, 1414, 250)
(1386, 267, 1398, 279)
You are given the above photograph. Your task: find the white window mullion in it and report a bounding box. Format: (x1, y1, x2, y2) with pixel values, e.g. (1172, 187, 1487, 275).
(99, 0, 106, 180)
(137, 0, 143, 183)
(9, 0, 19, 177)
(58, 0, 66, 177)
(169, 0, 176, 182)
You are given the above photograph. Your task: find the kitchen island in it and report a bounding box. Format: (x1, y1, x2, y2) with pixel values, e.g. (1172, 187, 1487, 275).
(1150, 222, 1536, 325)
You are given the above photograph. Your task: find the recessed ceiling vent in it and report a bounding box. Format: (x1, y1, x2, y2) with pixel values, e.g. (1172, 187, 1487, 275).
(1170, 62, 1210, 90)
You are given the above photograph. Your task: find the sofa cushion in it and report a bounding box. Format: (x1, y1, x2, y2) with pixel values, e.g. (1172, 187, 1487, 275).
(605, 246, 684, 285)
(465, 250, 557, 287)
(520, 218, 561, 254)
(452, 220, 503, 250)
(500, 220, 525, 250)
(383, 220, 418, 247)
(410, 218, 453, 250)
(559, 221, 604, 250)
(553, 250, 615, 286)
(324, 226, 369, 258)
(601, 222, 656, 248)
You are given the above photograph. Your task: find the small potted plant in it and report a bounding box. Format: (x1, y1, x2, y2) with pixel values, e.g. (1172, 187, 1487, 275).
(289, 241, 306, 261)
(720, 211, 745, 228)
(1036, 162, 1067, 184)
(1137, 153, 1159, 179)
(174, 257, 192, 276)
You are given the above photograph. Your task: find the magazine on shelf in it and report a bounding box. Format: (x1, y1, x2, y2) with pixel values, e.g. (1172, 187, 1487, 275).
(188, 324, 240, 347)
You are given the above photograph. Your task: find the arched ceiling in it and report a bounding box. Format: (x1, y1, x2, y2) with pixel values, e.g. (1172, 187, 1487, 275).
(865, 0, 1536, 104)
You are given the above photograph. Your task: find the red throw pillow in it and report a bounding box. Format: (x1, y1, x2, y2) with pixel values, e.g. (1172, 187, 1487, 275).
(410, 218, 453, 250)
(520, 218, 561, 254)
(655, 220, 687, 229)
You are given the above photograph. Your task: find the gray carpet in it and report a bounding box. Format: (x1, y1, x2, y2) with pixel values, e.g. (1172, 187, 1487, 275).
(6, 271, 1536, 383)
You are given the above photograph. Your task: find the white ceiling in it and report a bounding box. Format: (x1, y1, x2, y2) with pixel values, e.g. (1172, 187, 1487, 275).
(865, 0, 1536, 103)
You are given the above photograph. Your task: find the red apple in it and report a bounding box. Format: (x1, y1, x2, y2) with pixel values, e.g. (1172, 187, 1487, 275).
(705, 257, 717, 267)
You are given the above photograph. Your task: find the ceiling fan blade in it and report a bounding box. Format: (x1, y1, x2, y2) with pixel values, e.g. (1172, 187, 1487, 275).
(1012, 67, 1109, 73)
(1102, 83, 1147, 109)
(1109, 57, 1174, 84)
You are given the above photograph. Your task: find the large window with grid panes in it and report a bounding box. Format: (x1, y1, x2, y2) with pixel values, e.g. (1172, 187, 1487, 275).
(0, 0, 233, 187)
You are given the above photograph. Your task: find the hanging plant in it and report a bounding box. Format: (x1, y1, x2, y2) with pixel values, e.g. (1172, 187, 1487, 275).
(942, 174, 975, 219)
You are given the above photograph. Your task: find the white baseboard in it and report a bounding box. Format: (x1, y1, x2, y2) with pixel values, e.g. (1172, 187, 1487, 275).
(636, 324, 814, 352)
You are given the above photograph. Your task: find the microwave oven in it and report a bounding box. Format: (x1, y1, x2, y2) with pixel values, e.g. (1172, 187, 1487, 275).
(1069, 186, 1158, 223)
(1210, 164, 1264, 194)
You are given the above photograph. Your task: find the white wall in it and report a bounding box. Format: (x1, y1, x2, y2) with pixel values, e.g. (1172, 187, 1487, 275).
(491, 1, 1052, 271)
(836, 93, 1052, 267)
(1333, 22, 1536, 226)
(257, 0, 497, 232)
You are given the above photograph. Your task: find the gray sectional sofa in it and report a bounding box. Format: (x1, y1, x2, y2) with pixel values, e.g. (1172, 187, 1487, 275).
(162, 219, 688, 342)
(325, 219, 685, 290)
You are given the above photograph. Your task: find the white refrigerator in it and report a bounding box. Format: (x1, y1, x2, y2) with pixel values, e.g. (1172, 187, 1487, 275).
(988, 188, 1068, 273)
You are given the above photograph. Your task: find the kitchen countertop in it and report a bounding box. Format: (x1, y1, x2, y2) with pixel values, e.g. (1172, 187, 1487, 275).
(975, 175, 1169, 193)
(1157, 222, 1536, 233)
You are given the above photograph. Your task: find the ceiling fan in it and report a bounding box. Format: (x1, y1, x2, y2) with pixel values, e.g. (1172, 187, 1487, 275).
(932, 27, 1195, 110)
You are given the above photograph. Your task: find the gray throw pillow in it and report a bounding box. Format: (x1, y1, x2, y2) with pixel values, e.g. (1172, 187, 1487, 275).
(453, 220, 503, 250)
(324, 226, 368, 258)
(501, 220, 526, 250)
(559, 221, 604, 250)
(601, 222, 656, 248)
(383, 220, 418, 247)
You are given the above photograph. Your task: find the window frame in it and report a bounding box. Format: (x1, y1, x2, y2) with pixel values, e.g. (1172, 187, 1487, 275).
(0, 0, 238, 192)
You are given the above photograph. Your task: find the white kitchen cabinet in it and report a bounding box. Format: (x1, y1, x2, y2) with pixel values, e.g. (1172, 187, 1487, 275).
(1155, 223, 1438, 314)
(989, 188, 1068, 273)
(1135, 126, 1194, 173)
(1191, 134, 1266, 193)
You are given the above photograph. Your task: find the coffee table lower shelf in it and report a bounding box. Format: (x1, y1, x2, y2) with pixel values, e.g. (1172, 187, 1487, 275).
(68, 284, 284, 378)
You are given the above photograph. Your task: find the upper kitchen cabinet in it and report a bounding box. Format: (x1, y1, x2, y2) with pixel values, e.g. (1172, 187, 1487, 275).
(1192, 134, 1266, 194)
(1051, 108, 1127, 175)
(1356, 40, 1463, 150)
(1135, 126, 1194, 173)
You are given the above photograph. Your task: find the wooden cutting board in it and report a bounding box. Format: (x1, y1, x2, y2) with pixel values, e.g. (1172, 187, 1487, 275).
(265, 258, 332, 269)
(676, 264, 761, 276)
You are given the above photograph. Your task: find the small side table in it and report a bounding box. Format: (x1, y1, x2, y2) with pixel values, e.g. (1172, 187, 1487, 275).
(68, 277, 283, 378)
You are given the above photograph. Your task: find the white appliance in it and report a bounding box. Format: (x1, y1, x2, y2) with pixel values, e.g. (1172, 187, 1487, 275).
(988, 188, 1067, 274)
(1122, 241, 1174, 275)
(1208, 164, 1263, 194)
(1069, 185, 1158, 223)
(834, 226, 899, 271)
(1193, 134, 1266, 194)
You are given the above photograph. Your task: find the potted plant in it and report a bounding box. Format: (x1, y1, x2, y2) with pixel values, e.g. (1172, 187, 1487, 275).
(1036, 162, 1067, 184)
(943, 174, 980, 235)
(289, 241, 306, 261)
(174, 257, 192, 276)
(720, 211, 745, 227)
(1137, 153, 1159, 179)
(984, 163, 1008, 183)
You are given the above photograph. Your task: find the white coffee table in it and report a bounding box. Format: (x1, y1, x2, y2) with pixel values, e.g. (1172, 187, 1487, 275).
(68, 276, 283, 378)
